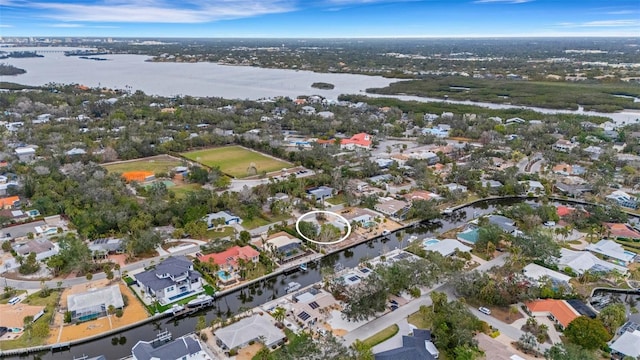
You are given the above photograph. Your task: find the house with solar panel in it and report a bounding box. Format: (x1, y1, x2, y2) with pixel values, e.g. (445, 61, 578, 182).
(288, 287, 339, 329)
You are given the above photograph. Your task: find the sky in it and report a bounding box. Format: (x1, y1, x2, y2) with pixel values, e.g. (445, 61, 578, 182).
(0, 0, 639, 38)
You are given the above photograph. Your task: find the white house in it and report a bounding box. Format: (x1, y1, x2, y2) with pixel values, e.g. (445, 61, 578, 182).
(586, 239, 636, 265)
(134, 256, 204, 305)
(132, 334, 208, 360)
(15, 147, 36, 162)
(203, 211, 242, 227)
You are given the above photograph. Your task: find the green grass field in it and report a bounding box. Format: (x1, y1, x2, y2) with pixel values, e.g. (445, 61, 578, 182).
(181, 146, 290, 178)
(103, 155, 183, 174)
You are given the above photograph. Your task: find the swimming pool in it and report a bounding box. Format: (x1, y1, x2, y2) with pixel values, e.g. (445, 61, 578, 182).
(423, 239, 440, 247)
(218, 270, 232, 281)
(363, 221, 377, 228)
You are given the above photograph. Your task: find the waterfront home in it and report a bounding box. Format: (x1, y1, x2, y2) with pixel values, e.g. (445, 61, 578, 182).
(604, 223, 640, 241)
(422, 238, 471, 257)
(552, 139, 578, 153)
(67, 285, 124, 322)
(487, 215, 518, 233)
(289, 288, 339, 329)
(214, 313, 285, 351)
(203, 211, 242, 227)
(403, 190, 441, 203)
(556, 248, 628, 275)
(374, 197, 409, 218)
(526, 299, 580, 330)
(264, 232, 303, 261)
(610, 329, 640, 360)
(375, 329, 439, 360)
(606, 190, 638, 209)
(457, 228, 480, 245)
(132, 333, 208, 360)
(586, 239, 636, 265)
(134, 256, 204, 305)
(197, 245, 259, 271)
(443, 183, 468, 193)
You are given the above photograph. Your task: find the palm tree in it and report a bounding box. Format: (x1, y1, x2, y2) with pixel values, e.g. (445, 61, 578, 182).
(272, 306, 286, 325)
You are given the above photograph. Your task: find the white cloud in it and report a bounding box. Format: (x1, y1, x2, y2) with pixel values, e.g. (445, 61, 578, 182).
(0, 24, 14, 28)
(558, 19, 640, 28)
(49, 23, 85, 28)
(22, 0, 297, 23)
(606, 10, 638, 15)
(473, 0, 533, 3)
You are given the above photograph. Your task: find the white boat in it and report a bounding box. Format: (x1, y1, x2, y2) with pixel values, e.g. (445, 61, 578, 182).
(381, 229, 391, 236)
(285, 282, 301, 293)
(167, 304, 184, 315)
(187, 294, 214, 308)
(299, 263, 308, 271)
(443, 207, 454, 214)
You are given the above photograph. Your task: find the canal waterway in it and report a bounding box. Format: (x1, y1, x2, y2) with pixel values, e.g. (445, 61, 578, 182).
(1, 197, 537, 360)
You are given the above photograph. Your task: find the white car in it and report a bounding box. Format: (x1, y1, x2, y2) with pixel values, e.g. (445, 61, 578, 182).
(478, 306, 491, 315)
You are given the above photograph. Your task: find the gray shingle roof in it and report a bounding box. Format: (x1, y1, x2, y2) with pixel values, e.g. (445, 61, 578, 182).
(132, 334, 202, 360)
(135, 256, 200, 292)
(375, 329, 437, 360)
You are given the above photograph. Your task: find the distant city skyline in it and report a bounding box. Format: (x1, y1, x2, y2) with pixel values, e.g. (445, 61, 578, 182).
(1, 0, 639, 38)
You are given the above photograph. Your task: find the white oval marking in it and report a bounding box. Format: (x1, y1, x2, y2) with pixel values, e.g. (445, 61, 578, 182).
(295, 210, 352, 245)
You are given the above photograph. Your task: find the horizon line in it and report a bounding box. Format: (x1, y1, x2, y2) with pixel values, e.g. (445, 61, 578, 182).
(4, 35, 640, 39)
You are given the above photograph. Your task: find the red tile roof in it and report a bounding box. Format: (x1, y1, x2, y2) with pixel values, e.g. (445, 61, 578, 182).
(0, 196, 20, 209)
(197, 245, 259, 267)
(526, 299, 579, 328)
(604, 223, 640, 240)
(556, 206, 575, 217)
(341, 133, 372, 148)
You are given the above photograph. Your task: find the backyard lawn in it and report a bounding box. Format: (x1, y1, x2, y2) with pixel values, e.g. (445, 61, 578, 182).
(181, 146, 290, 178)
(204, 227, 236, 240)
(102, 155, 183, 174)
(0, 290, 60, 350)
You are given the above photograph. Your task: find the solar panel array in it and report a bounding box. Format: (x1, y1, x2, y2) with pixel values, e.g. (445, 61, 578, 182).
(348, 275, 361, 282)
(309, 301, 320, 309)
(298, 311, 311, 321)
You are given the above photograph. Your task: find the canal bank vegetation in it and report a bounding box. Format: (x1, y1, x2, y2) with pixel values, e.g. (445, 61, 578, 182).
(0, 64, 26, 76)
(367, 76, 640, 112)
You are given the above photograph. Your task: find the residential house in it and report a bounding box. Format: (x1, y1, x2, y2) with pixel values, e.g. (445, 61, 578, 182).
(289, 288, 338, 329)
(375, 329, 439, 360)
(368, 174, 393, 185)
(526, 299, 580, 330)
(586, 239, 636, 265)
(0, 196, 20, 209)
(374, 198, 409, 218)
(341, 133, 373, 150)
(264, 232, 303, 261)
(89, 238, 123, 257)
(423, 238, 471, 257)
(134, 256, 204, 305)
(317, 111, 335, 119)
(604, 223, 640, 241)
(403, 190, 441, 203)
(554, 183, 593, 197)
(214, 314, 285, 351)
(375, 158, 395, 169)
(422, 127, 449, 138)
(14, 147, 36, 162)
(203, 211, 242, 227)
(197, 245, 260, 272)
(523, 263, 572, 288)
(441, 112, 454, 119)
(306, 186, 334, 202)
(131, 334, 208, 360)
(481, 180, 503, 192)
(487, 215, 518, 233)
(65, 148, 87, 156)
(14, 238, 59, 261)
(443, 183, 468, 193)
(552, 163, 585, 176)
(67, 285, 124, 322)
(556, 248, 628, 275)
(409, 151, 439, 165)
(610, 329, 640, 360)
(520, 180, 545, 194)
(584, 146, 603, 159)
(606, 191, 638, 209)
(552, 139, 578, 153)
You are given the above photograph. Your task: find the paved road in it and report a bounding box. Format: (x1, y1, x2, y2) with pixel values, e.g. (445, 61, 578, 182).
(1, 245, 199, 290)
(342, 253, 507, 346)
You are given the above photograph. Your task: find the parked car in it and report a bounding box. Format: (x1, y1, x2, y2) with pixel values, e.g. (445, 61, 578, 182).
(478, 306, 491, 315)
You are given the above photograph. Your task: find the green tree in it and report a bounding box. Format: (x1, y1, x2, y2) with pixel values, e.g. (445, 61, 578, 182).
(564, 316, 611, 350)
(598, 303, 627, 334)
(544, 343, 597, 360)
(272, 306, 286, 324)
(352, 339, 374, 360)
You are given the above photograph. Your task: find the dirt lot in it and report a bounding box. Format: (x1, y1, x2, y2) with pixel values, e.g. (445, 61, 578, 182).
(236, 342, 263, 360)
(49, 282, 149, 344)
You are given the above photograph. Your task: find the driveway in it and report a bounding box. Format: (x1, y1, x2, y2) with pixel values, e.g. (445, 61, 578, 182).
(371, 318, 413, 354)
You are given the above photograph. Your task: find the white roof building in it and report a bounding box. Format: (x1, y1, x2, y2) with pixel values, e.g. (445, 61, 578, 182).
(586, 239, 636, 265)
(523, 263, 572, 285)
(610, 329, 640, 359)
(214, 314, 285, 350)
(424, 239, 471, 257)
(556, 248, 628, 275)
(67, 285, 124, 321)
